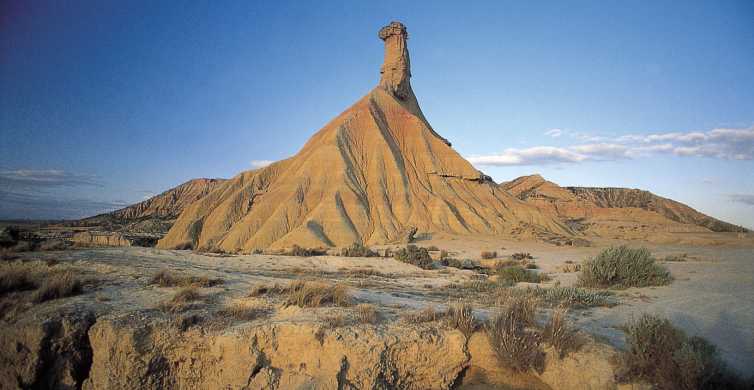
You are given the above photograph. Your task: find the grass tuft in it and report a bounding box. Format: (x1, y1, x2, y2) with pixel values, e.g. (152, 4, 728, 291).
(445, 302, 478, 337)
(31, 270, 82, 303)
(497, 266, 549, 284)
(481, 251, 497, 259)
(284, 281, 351, 308)
(150, 269, 223, 288)
(543, 306, 579, 359)
(355, 303, 378, 324)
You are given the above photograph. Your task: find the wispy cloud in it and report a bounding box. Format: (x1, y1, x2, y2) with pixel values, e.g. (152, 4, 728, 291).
(0, 169, 102, 189)
(0, 189, 128, 220)
(0, 168, 121, 220)
(468, 126, 754, 166)
(544, 128, 562, 137)
(250, 160, 273, 169)
(729, 194, 754, 206)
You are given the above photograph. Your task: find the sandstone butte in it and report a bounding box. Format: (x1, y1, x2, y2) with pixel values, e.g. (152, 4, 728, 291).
(157, 22, 574, 252)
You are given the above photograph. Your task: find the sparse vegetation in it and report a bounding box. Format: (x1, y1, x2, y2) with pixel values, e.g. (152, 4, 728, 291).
(531, 286, 614, 308)
(0, 261, 85, 303)
(322, 313, 347, 329)
(284, 281, 351, 308)
(662, 253, 689, 262)
(174, 241, 193, 250)
(403, 306, 442, 324)
(0, 248, 19, 261)
(543, 306, 578, 359)
(286, 245, 326, 257)
(512, 252, 533, 261)
(158, 286, 207, 312)
(524, 262, 538, 269)
(425, 245, 440, 251)
(497, 266, 549, 284)
(150, 269, 224, 288)
(578, 246, 672, 289)
(486, 297, 544, 373)
(217, 302, 263, 321)
(31, 270, 83, 303)
(481, 251, 497, 259)
(394, 245, 433, 269)
(355, 303, 378, 324)
(445, 302, 478, 337)
(617, 314, 747, 390)
(340, 242, 378, 257)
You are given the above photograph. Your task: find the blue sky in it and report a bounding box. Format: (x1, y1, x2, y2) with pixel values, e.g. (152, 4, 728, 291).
(1, 1, 753, 228)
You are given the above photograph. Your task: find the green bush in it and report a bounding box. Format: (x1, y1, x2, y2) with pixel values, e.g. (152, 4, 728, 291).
(394, 245, 433, 269)
(577, 246, 671, 289)
(532, 286, 614, 308)
(340, 243, 378, 257)
(617, 314, 746, 390)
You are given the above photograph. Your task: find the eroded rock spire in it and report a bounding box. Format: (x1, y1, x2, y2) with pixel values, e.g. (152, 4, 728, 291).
(379, 21, 412, 100)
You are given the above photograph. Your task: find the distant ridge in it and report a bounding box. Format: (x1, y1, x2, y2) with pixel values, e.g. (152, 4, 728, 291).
(76, 178, 226, 231)
(500, 174, 746, 235)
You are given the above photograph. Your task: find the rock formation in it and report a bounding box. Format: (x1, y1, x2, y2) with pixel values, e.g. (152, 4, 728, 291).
(157, 22, 572, 252)
(500, 174, 746, 238)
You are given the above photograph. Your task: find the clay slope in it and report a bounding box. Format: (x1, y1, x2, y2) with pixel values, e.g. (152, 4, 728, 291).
(77, 178, 226, 230)
(500, 174, 746, 235)
(157, 22, 572, 252)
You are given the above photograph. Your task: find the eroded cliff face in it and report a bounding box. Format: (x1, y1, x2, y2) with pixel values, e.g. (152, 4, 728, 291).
(2, 309, 629, 390)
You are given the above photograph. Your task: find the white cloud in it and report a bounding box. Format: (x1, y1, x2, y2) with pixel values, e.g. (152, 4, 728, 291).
(544, 128, 562, 137)
(468, 126, 754, 166)
(250, 160, 274, 169)
(0, 169, 102, 188)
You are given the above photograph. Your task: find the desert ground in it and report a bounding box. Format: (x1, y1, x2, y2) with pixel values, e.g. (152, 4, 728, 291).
(2, 232, 753, 389)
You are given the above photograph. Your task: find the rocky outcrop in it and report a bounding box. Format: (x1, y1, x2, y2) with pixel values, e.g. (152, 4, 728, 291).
(157, 23, 573, 252)
(71, 232, 133, 247)
(83, 317, 468, 390)
(0, 310, 95, 390)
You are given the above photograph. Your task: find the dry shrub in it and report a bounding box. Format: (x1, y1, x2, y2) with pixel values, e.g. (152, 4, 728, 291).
(445, 302, 478, 337)
(150, 269, 223, 288)
(355, 303, 378, 324)
(578, 246, 671, 289)
(617, 314, 747, 390)
(662, 253, 688, 262)
(32, 270, 82, 303)
(0, 263, 36, 295)
(532, 286, 614, 308)
(497, 266, 549, 284)
(481, 251, 497, 259)
(286, 245, 326, 257)
(543, 306, 578, 359)
(158, 286, 205, 312)
(486, 297, 544, 373)
(340, 243, 378, 257)
(284, 281, 351, 308)
(37, 239, 69, 251)
(322, 313, 347, 329)
(251, 248, 263, 255)
(403, 306, 443, 324)
(561, 263, 581, 273)
(394, 245, 433, 269)
(217, 302, 263, 321)
(512, 252, 533, 261)
(425, 245, 440, 251)
(248, 282, 287, 297)
(0, 248, 19, 261)
(524, 262, 538, 269)
(175, 314, 204, 331)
